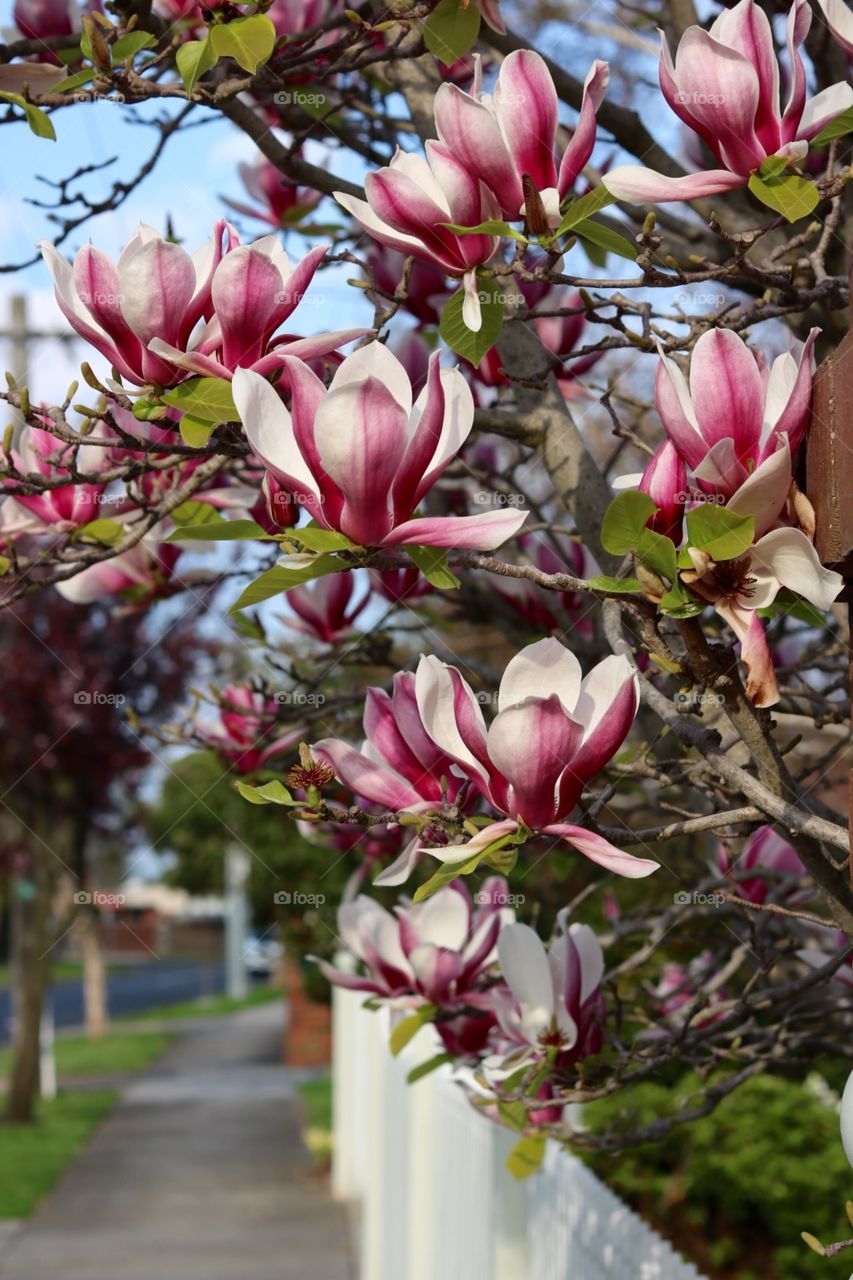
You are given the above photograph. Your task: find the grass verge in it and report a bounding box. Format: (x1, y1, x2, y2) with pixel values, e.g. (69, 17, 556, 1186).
(299, 1075, 333, 1162)
(0, 1091, 116, 1218)
(120, 982, 281, 1024)
(0, 1031, 172, 1080)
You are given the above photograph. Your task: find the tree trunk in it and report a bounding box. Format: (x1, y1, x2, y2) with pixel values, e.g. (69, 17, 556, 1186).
(79, 908, 107, 1038)
(4, 864, 51, 1123)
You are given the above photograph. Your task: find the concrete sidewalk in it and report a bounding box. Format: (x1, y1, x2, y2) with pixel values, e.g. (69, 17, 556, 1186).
(0, 1004, 354, 1280)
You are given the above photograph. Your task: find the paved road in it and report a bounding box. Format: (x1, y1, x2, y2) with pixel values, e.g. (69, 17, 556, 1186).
(0, 960, 227, 1044)
(0, 1003, 354, 1280)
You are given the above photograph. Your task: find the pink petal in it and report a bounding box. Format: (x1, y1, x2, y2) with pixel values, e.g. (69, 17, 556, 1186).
(382, 508, 528, 550)
(495, 51, 559, 197)
(434, 82, 521, 218)
(558, 60, 609, 197)
(603, 166, 746, 204)
(488, 695, 585, 828)
(545, 824, 659, 877)
(312, 738, 427, 810)
(690, 329, 765, 464)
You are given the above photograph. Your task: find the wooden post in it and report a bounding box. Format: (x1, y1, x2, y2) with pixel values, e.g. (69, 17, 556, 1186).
(807, 323, 853, 881)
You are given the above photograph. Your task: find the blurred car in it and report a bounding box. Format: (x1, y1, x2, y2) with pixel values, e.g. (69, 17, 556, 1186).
(243, 934, 283, 979)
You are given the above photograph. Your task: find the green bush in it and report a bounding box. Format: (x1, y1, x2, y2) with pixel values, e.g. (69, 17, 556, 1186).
(585, 1071, 853, 1280)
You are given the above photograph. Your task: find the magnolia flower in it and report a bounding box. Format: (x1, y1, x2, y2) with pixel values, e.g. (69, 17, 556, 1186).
(682, 442, 844, 706)
(494, 533, 597, 637)
(282, 572, 369, 645)
(639, 441, 686, 545)
(269, 0, 342, 37)
(2, 424, 113, 534)
(816, 0, 853, 55)
(232, 344, 527, 550)
(488, 912, 605, 1074)
(434, 52, 609, 228)
(40, 224, 362, 387)
(656, 327, 819, 498)
(603, 0, 853, 204)
(196, 685, 303, 774)
(313, 670, 470, 813)
(651, 952, 725, 1027)
(0, 64, 66, 94)
(315, 878, 513, 1009)
(55, 534, 181, 605)
(13, 0, 76, 38)
(370, 566, 431, 605)
(414, 637, 658, 877)
(335, 145, 502, 331)
(222, 155, 322, 228)
(718, 825, 804, 904)
(364, 246, 449, 327)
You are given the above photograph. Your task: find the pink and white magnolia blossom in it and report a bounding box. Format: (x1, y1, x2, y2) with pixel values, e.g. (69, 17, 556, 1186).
(413, 637, 659, 877)
(335, 146, 502, 331)
(40, 223, 362, 388)
(1, 423, 114, 535)
(364, 245, 449, 328)
(196, 685, 303, 775)
(655, 327, 819, 498)
(315, 877, 513, 1009)
(816, 0, 853, 55)
(282, 572, 369, 645)
(370, 566, 431, 605)
(313, 670, 470, 814)
(434, 52, 609, 228)
(683, 441, 844, 707)
(603, 0, 853, 205)
(54, 532, 181, 605)
(231, 344, 527, 550)
(639, 440, 686, 545)
(718, 824, 804, 904)
(13, 0, 76, 38)
(494, 533, 597, 637)
(223, 154, 322, 229)
(487, 911, 605, 1074)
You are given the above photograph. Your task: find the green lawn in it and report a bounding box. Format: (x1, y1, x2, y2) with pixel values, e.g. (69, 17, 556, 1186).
(299, 1075, 332, 1162)
(0, 962, 129, 988)
(0, 1031, 172, 1080)
(121, 982, 282, 1024)
(0, 1092, 116, 1218)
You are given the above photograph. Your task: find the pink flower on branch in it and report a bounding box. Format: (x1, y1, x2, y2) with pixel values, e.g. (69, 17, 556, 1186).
(232, 343, 527, 551)
(281, 572, 370, 646)
(603, 0, 853, 204)
(222, 155, 323, 229)
(335, 146, 502, 331)
(434, 52, 609, 228)
(414, 637, 658, 878)
(196, 684, 303, 775)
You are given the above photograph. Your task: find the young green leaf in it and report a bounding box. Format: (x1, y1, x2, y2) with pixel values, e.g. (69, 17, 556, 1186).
(422, 0, 481, 64)
(235, 780, 296, 806)
(176, 36, 218, 94)
(162, 376, 239, 423)
(406, 545, 461, 589)
(587, 575, 643, 594)
(600, 491, 657, 555)
(636, 526, 677, 584)
(229, 554, 342, 612)
(389, 1005, 437, 1056)
(179, 414, 216, 448)
(288, 524, 356, 553)
(170, 499, 227, 527)
(74, 518, 125, 547)
(439, 276, 505, 365)
(506, 1134, 547, 1180)
(814, 105, 853, 145)
(111, 31, 157, 62)
(209, 14, 276, 75)
(685, 506, 755, 561)
(440, 218, 527, 244)
(51, 68, 96, 93)
(0, 91, 56, 140)
(748, 169, 819, 222)
(555, 186, 615, 236)
(168, 519, 274, 543)
(571, 217, 637, 261)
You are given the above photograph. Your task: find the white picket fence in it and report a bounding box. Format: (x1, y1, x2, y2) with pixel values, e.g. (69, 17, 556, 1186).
(332, 986, 708, 1280)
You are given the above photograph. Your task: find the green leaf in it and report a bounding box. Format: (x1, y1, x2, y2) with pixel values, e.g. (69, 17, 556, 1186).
(229, 554, 342, 612)
(168, 519, 273, 543)
(176, 36, 217, 94)
(407, 1052, 453, 1084)
(814, 105, 853, 146)
(162, 376, 239, 423)
(74, 518, 124, 547)
(600, 491, 657, 555)
(131, 397, 168, 422)
(555, 186, 615, 236)
(412, 852, 485, 904)
(636, 526, 677, 584)
(209, 14, 276, 74)
(422, 0, 481, 64)
(497, 1101, 529, 1132)
(748, 169, 819, 223)
(111, 31, 156, 62)
(506, 1134, 547, 1180)
(170, 499, 226, 527)
(587, 575, 643, 594)
(389, 1005, 436, 1056)
(686, 506, 755, 561)
(659, 591, 704, 619)
(0, 91, 55, 140)
(406, 545, 461, 589)
(179, 415, 216, 447)
(440, 218, 528, 244)
(235, 780, 296, 806)
(439, 275, 504, 366)
(288, 524, 356, 553)
(571, 217, 637, 261)
(51, 68, 96, 93)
